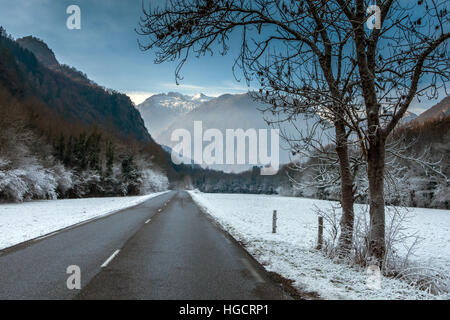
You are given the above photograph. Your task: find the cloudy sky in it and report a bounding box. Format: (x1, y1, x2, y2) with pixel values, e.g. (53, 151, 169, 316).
(0, 0, 445, 112)
(0, 0, 250, 104)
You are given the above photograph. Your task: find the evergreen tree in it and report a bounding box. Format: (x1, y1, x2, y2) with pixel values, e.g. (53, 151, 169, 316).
(121, 155, 141, 195)
(54, 134, 65, 162)
(74, 133, 87, 170)
(64, 135, 74, 166)
(86, 132, 102, 173)
(105, 140, 114, 178)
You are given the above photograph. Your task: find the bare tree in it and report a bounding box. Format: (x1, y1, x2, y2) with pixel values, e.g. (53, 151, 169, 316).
(138, 0, 362, 257)
(334, 0, 449, 262)
(138, 0, 449, 263)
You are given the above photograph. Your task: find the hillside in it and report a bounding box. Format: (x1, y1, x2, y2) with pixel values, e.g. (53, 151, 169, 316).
(16, 36, 59, 68)
(414, 96, 450, 124)
(0, 33, 153, 143)
(0, 29, 170, 202)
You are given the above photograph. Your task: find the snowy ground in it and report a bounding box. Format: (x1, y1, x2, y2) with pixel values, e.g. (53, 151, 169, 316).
(0, 191, 169, 250)
(188, 191, 450, 300)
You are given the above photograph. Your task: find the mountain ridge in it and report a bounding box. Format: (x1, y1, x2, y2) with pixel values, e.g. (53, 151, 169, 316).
(1, 34, 154, 144)
(17, 36, 59, 68)
(137, 91, 214, 138)
(142, 92, 318, 172)
(414, 96, 450, 124)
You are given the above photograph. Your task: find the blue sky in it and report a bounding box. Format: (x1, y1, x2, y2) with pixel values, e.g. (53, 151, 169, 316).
(0, 0, 250, 104)
(0, 0, 445, 112)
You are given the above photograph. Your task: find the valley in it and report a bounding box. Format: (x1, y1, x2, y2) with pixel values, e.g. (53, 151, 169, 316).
(0, 0, 449, 303)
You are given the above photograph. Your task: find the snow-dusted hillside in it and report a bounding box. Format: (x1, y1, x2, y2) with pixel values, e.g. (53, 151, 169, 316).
(0, 191, 169, 250)
(189, 191, 450, 299)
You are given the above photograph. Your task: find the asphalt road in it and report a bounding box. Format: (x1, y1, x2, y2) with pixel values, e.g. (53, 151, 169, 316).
(0, 191, 290, 300)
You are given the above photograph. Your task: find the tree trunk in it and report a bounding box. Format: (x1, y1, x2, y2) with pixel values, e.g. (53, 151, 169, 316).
(335, 121, 355, 257)
(367, 133, 386, 265)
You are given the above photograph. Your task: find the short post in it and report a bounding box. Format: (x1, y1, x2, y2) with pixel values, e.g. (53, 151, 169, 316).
(272, 210, 277, 234)
(317, 216, 323, 250)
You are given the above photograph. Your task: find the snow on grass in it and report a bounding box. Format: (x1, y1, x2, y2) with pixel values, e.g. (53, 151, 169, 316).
(402, 207, 450, 273)
(0, 191, 169, 250)
(188, 191, 450, 300)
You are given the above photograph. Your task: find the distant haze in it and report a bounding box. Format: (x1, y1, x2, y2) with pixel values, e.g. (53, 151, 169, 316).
(137, 92, 325, 173)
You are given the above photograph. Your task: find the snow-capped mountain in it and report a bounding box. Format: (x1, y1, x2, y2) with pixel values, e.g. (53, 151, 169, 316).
(150, 93, 322, 173)
(401, 111, 418, 123)
(137, 92, 213, 138)
(191, 93, 212, 103)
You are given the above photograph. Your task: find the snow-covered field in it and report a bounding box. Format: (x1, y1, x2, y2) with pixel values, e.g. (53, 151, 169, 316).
(0, 191, 169, 250)
(189, 191, 450, 300)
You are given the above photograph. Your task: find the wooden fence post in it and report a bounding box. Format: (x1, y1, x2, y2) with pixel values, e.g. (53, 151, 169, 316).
(272, 210, 277, 234)
(317, 216, 323, 250)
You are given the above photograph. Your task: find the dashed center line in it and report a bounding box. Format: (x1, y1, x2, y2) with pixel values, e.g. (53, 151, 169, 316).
(101, 249, 120, 268)
(145, 219, 151, 224)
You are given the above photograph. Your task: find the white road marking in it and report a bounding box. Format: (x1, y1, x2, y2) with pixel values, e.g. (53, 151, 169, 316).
(145, 219, 151, 224)
(241, 258, 265, 283)
(30, 196, 173, 244)
(101, 249, 120, 268)
(33, 231, 60, 242)
(158, 209, 162, 212)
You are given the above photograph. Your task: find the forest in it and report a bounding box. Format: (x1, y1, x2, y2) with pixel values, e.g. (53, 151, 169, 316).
(0, 28, 169, 202)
